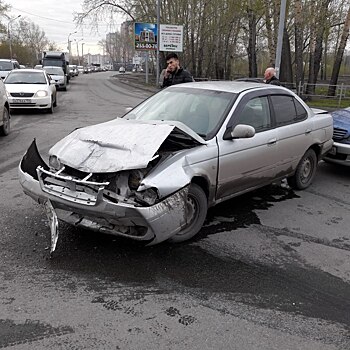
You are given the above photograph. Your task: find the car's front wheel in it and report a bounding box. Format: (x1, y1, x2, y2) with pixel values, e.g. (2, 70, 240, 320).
(47, 98, 54, 114)
(168, 183, 207, 243)
(287, 149, 317, 190)
(0, 106, 10, 136)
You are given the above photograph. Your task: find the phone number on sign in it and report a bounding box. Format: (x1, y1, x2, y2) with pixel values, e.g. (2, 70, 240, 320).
(135, 42, 157, 50)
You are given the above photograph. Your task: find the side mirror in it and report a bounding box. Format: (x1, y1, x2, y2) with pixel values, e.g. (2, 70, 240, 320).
(223, 124, 255, 140)
(125, 107, 133, 113)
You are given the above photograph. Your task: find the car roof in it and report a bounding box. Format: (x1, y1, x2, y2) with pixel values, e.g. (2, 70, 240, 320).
(9, 68, 45, 73)
(167, 80, 288, 94)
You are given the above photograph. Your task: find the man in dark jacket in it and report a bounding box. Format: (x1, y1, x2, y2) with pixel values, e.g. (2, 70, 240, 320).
(161, 53, 194, 88)
(264, 67, 281, 86)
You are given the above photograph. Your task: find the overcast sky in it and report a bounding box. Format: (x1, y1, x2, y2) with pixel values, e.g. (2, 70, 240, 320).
(8, 0, 124, 55)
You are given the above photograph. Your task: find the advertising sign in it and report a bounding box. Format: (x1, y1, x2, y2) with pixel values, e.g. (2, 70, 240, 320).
(159, 24, 183, 52)
(134, 22, 157, 51)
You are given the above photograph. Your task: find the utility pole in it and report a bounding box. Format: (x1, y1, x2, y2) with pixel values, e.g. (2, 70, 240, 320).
(275, 0, 287, 79)
(67, 31, 77, 58)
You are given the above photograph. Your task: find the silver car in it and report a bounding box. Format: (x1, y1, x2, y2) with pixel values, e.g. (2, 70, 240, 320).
(0, 77, 10, 136)
(19, 82, 333, 253)
(43, 66, 67, 91)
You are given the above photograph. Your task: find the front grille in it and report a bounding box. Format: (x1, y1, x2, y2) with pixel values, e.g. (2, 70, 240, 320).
(10, 103, 36, 106)
(333, 127, 348, 141)
(10, 92, 34, 97)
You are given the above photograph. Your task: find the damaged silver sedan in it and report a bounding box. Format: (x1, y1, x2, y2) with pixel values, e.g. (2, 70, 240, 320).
(19, 82, 333, 253)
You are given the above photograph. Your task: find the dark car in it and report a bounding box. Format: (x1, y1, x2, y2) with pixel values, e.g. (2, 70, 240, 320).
(324, 108, 350, 166)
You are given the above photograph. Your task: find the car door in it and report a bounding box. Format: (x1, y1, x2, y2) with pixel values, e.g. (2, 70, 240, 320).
(270, 94, 313, 175)
(216, 94, 278, 200)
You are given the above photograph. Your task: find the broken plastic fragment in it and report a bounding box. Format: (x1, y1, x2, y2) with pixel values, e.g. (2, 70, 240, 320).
(43, 200, 59, 254)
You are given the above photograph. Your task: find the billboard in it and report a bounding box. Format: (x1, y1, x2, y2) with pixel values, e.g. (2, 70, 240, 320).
(134, 22, 157, 51)
(159, 24, 183, 52)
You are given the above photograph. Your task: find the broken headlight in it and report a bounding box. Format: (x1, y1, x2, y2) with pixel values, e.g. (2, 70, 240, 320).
(49, 155, 62, 170)
(128, 169, 144, 190)
(135, 188, 159, 206)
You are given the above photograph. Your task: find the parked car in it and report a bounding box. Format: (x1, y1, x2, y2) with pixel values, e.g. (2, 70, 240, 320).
(0, 59, 20, 80)
(77, 65, 84, 74)
(119, 66, 126, 73)
(0, 77, 10, 136)
(4, 69, 57, 113)
(323, 107, 350, 166)
(19, 81, 333, 253)
(43, 66, 67, 91)
(68, 65, 78, 78)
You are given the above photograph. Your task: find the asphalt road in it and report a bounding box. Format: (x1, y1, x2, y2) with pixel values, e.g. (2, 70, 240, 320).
(0, 72, 349, 349)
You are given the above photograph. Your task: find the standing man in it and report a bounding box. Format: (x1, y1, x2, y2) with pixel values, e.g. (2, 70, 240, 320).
(161, 53, 194, 88)
(264, 67, 281, 86)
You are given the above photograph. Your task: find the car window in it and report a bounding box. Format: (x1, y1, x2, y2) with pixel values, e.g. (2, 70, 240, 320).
(270, 95, 307, 126)
(0, 61, 13, 71)
(237, 96, 271, 132)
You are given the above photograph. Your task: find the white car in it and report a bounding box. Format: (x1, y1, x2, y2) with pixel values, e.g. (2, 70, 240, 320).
(0, 59, 20, 80)
(0, 77, 10, 136)
(43, 66, 67, 91)
(4, 69, 57, 113)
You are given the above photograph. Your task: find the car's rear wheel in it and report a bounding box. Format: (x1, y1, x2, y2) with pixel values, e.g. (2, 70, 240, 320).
(0, 106, 10, 136)
(168, 183, 207, 243)
(53, 94, 57, 107)
(287, 149, 317, 190)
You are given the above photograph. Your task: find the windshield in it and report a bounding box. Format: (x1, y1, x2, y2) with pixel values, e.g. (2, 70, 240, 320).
(43, 59, 63, 67)
(126, 87, 236, 138)
(0, 61, 13, 71)
(44, 67, 64, 75)
(4, 71, 47, 84)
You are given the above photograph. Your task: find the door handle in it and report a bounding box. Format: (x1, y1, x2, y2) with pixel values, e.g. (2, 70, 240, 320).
(267, 138, 277, 145)
(305, 129, 312, 134)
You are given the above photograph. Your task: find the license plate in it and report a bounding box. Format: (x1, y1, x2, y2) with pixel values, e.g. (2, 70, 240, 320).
(13, 98, 30, 103)
(328, 146, 337, 155)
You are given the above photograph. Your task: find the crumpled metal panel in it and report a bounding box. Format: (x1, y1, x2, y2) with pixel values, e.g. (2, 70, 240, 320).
(49, 118, 205, 173)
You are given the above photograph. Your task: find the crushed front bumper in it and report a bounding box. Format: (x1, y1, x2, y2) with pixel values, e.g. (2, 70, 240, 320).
(18, 140, 189, 251)
(323, 141, 350, 166)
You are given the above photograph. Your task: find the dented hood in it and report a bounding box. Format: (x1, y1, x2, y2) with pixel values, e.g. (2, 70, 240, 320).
(49, 118, 206, 173)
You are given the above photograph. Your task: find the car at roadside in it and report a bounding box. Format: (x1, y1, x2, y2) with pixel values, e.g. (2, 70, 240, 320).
(0, 59, 20, 80)
(0, 77, 10, 136)
(4, 69, 57, 113)
(19, 81, 333, 253)
(323, 107, 350, 166)
(43, 66, 67, 91)
(119, 66, 126, 73)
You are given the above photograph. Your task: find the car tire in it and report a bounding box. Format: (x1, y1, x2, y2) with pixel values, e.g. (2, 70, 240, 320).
(0, 106, 10, 136)
(168, 183, 207, 243)
(287, 149, 317, 190)
(53, 94, 57, 107)
(47, 98, 54, 114)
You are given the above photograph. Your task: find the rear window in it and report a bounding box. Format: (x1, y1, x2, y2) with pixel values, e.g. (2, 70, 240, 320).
(270, 95, 307, 126)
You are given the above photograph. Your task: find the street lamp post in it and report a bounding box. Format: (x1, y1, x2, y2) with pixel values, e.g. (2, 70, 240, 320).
(75, 39, 83, 66)
(67, 31, 77, 57)
(81, 43, 85, 66)
(8, 15, 21, 60)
